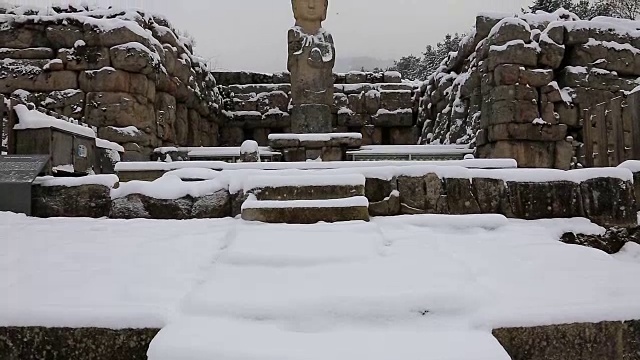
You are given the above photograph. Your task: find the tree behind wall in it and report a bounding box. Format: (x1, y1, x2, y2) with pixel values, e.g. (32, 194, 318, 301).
(527, 0, 639, 19)
(608, 0, 640, 18)
(389, 33, 463, 81)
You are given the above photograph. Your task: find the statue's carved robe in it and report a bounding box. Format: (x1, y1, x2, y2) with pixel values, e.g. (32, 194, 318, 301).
(287, 26, 335, 107)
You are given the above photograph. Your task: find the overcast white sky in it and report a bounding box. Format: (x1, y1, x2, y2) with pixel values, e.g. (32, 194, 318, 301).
(13, 0, 532, 72)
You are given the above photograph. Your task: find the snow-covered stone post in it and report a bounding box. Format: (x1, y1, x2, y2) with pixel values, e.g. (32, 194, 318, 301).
(288, 0, 335, 133)
(239, 140, 260, 162)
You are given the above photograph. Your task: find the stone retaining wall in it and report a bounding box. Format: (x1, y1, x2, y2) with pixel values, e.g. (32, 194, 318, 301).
(0, 327, 159, 360)
(493, 320, 640, 360)
(213, 71, 420, 146)
(32, 168, 638, 228)
(2, 321, 638, 360)
(0, 5, 221, 160)
(418, 11, 640, 169)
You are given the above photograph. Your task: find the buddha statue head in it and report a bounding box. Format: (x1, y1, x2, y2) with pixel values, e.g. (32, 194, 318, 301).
(292, 0, 328, 32)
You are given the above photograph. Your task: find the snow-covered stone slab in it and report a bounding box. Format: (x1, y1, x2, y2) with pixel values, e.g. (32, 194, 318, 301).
(619, 160, 640, 173)
(148, 317, 511, 360)
(470, 167, 634, 183)
(111, 175, 225, 200)
(215, 221, 382, 267)
(34, 174, 119, 188)
(95, 138, 124, 153)
(241, 195, 370, 224)
(242, 196, 369, 210)
(13, 104, 96, 138)
(244, 174, 365, 192)
(268, 132, 363, 149)
(348, 145, 473, 156)
(154, 146, 281, 158)
(243, 174, 366, 201)
(115, 158, 517, 173)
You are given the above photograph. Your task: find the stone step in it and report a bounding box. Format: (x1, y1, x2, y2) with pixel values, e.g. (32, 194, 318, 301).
(241, 196, 370, 224)
(268, 133, 363, 149)
(244, 174, 366, 201)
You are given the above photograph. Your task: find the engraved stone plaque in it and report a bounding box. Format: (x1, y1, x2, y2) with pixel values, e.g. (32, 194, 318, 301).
(0, 155, 50, 215)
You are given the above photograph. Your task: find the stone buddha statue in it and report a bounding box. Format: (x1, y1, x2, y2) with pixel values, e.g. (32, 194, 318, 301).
(288, 0, 335, 133)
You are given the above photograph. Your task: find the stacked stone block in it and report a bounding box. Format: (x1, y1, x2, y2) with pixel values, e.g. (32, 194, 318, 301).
(214, 71, 420, 146)
(419, 11, 640, 169)
(0, 5, 221, 160)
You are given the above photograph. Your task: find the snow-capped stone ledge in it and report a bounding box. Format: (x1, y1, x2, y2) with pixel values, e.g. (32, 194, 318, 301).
(242, 195, 370, 210)
(24, 164, 638, 226)
(34, 175, 119, 188)
(13, 104, 96, 138)
(619, 161, 640, 209)
(114, 158, 517, 174)
(268, 133, 363, 149)
(619, 160, 640, 173)
(110, 175, 225, 200)
(243, 174, 366, 193)
(241, 195, 370, 223)
(95, 138, 124, 153)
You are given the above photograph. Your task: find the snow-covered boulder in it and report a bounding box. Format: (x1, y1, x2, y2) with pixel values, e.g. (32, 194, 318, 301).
(31, 175, 118, 218)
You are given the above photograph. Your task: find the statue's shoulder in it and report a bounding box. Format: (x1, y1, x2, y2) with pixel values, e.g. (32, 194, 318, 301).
(319, 28, 334, 44)
(288, 26, 304, 41)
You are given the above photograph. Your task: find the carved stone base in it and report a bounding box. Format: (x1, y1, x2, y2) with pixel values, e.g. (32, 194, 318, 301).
(268, 132, 363, 162)
(290, 104, 332, 133)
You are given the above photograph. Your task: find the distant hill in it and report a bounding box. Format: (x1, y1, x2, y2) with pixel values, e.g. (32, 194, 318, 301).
(334, 56, 394, 73)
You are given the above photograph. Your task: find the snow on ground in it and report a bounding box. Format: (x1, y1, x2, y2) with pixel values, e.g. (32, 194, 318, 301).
(0, 213, 235, 328)
(1, 212, 640, 360)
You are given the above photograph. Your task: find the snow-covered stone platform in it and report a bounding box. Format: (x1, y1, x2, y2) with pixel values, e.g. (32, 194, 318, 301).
(241, 173, 370, 223)
(1, 213, 639, 359)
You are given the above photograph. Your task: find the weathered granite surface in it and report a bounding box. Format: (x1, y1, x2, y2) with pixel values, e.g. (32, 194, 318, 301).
(0, 327, 160, 360)
(494, 320, 640, 360)
(0, 5, 222, 160)
(418, 11, 640, 169)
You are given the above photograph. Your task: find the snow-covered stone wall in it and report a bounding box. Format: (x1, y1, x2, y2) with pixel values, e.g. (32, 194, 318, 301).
(29, 164, 638, 228)
(214, 71, 421, 146)
(0, 5, 221, 160)
(418, 10, 640, 169)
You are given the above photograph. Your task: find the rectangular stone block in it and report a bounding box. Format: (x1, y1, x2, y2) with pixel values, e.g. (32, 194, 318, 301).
(389, 126, 419, 145)
(371, 110, 414, 127)
(380, 90, 413, 111)
(0, 70, 78, 93)
(361, 125, 382, 145)
(477, 140, 556, 168)
(488, 124, 568, 142)
(0, 26, 49, 49)
(79, 68, 153, 99)
(58, 47, 111, 71)
(486, 42, 538, 70)
(489, 85, 539, 102)
(347, 93, 364, 113)
(0, 47, 54, 59)
(507, 181, 584, 219)
(84, 92, 155, 131)
(487, 100, 540, 125)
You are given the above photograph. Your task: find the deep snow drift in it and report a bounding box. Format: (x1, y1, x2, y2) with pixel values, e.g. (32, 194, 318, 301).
(1, 212, 639, 360)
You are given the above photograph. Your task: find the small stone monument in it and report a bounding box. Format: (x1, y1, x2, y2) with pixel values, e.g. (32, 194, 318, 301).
(288, 0, 335, 134)
(240, 140, 260, 162)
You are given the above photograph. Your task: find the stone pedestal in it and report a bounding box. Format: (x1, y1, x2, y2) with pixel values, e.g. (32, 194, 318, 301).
(269, 133, 362, 162)
(290, 104, 332, 134)
(240, 140, 260, 162)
